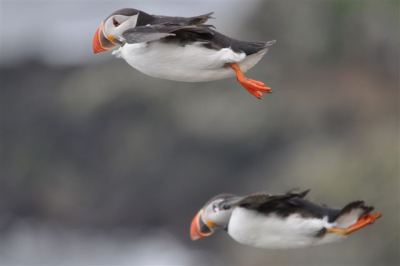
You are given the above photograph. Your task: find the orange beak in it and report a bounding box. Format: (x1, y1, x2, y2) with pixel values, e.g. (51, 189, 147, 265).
(92, 23, 117, 54)
(190, 210, 214, 241)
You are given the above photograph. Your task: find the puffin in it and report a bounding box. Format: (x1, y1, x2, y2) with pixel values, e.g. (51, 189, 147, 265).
(190, 190, 381, 249)
(93, 8, 276, 99)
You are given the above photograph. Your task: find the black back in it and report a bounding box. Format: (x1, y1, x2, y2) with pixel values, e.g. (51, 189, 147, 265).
(170, 28, 273, 55)
(255, 196, 342, 222)
(115, 8, 275, 56)
(221, 190, 343, 222)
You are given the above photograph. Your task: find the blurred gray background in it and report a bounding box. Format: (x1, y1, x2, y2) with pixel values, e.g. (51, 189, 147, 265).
(1, 0, 399, 265)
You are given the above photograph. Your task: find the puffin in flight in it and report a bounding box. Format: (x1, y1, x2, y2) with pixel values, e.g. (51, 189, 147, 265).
(93, 8, 276, 99)
(190, 190, 381, 249)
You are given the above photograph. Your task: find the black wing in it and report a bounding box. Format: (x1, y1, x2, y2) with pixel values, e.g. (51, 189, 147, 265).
(151, 11, 276, 55)
(220, 189, 342, 222)
(116, 9, 274, 55)
(151, 12, 214, 26)
(122, 24, 214, 44)
(122, 23, 275, 56)
(118, 9, 214, 28)
(219, 190, 310, 210)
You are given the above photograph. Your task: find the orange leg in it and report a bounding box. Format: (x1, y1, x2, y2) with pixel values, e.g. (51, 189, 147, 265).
(230, 63, 271, 99)
(326, 212, 381, 236)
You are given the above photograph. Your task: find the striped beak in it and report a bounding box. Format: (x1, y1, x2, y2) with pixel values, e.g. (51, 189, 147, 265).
(190, 209, 214, 241)
(93, 23, 117, 54)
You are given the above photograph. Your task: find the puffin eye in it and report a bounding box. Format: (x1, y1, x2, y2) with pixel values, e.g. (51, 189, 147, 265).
(113, 18, 121, 27)
(212, 205, 218, 212)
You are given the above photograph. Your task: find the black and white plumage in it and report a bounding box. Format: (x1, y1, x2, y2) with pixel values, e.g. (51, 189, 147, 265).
(190, 190, 381, 249)
(93, 8, 276, 98)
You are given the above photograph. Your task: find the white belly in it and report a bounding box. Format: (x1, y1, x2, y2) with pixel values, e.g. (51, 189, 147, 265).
(116, 42, 266, 82)
(227, 208, 346, 249)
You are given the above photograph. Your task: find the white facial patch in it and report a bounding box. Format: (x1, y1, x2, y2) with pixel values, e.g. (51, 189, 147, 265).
(104, 14, 139, 41)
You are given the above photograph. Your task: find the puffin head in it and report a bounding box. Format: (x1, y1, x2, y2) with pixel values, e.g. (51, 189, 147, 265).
(190, 195, 234, 241)
(93, 8, 141, 54)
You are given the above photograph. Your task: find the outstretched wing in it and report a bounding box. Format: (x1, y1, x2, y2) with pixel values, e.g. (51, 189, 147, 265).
(122, 24, 214, 44)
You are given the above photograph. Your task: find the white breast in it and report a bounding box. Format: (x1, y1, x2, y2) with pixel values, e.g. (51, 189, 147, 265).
(115, 41, 266, 82)
(227, 207, 346, 249)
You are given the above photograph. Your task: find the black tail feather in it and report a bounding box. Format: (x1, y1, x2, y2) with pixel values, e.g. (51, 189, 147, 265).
(335, 201, 374, 221)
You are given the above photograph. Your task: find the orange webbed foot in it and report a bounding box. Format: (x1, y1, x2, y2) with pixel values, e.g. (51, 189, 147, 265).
(230, 63, 272, 99)
(347, 212, 382, 232)
(326, 212, 382, 236)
